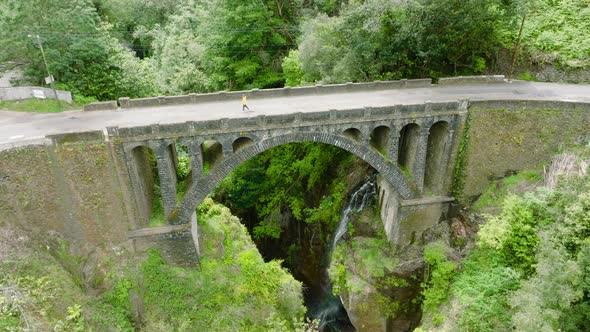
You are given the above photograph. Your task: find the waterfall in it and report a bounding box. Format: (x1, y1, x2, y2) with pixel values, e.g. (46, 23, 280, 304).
(313, 176, 377, 332)
(330, 176, 377, 254)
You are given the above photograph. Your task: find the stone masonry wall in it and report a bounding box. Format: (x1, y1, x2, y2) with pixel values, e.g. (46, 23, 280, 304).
(0, 145, 64, 233)
(2, 97, 588, 251)
(461, 100, 590, 199)
(0, 139, 133, 252)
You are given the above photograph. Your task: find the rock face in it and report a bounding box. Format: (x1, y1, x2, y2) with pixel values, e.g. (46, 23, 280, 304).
(331, 203, 468, 332)
(336, 242, 425, 332)
(534, 65, 590, 84)
(340, 275, 386, 331)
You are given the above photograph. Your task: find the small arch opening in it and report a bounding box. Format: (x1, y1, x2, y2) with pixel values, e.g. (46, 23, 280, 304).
(233, 137, 255, 153)
(370, 125, 391, 156)
(424, 121, 450, 194)
(201, 140, 223, 174)
(176, 144, 192, 199)
(342, 128, 362, 141)
(398, 123, 421, 177)
(131, 145, 166, 227)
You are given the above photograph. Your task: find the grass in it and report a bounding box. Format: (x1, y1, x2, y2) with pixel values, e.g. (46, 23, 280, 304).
(0, 99, 80, 113)
(522, 0, 590, 67)
(139, 198, 307, 331)
(472, 170, 542, 213)
(516, 71, 538, 82)
(449, 248, 520, 332)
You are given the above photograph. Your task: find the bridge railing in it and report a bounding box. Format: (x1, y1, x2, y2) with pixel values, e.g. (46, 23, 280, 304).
(83, 75, 511, 112)
(0, 86, 72, 103)
(81, 75, 515, 112)
(83, 78, 434, 111)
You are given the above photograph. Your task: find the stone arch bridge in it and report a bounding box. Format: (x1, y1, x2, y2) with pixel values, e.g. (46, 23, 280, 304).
(5, 76, 589, 258)
(114, 100, 466, 247)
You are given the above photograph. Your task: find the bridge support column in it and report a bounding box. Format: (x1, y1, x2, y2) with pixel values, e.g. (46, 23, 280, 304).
(388, 128, 400, 162)
(377, 175, 454, 247)
(190, 212, 201, 259)
(437, 129, 455, 193)
(413, 128, 429, 192)
(223, 146, 233, 160)
(183, 138, 203, 181)
(153, 141, 178, 222)
(123, 145, 152, 227)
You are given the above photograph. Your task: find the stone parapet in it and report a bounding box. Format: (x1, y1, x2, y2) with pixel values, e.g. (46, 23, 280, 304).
(117, 78, 434, 109)
(83, 101, 118, 111)
(469, 99, 590, 111)
(0, 86, 72, 103)
(47, 130, 105, 144)
(438, 75, 506, 85)
(111, 102, 466, 142)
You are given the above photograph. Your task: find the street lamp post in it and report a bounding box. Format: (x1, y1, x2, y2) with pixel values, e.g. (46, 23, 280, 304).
(28, 34, 60, 105)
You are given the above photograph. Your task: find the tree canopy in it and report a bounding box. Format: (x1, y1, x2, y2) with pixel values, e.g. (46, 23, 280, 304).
(1, 0, 588, 100)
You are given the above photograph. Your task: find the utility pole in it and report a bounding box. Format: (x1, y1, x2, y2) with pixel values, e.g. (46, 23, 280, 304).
(28, 34, 60, 108)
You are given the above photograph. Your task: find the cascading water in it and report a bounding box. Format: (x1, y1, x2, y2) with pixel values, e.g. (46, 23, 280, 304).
(331, 178, 377, 254)
(309, 176, 377, 332)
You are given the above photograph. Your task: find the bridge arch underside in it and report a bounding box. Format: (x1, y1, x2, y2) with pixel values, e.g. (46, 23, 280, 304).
(174, 132, 417, 224)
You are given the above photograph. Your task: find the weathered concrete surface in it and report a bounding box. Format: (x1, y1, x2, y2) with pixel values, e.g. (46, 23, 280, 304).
(83, 101, 118, 111)
(1, 80, 589, 251)
(0, 140, 132, 249)
(438, 75, 506, 85)
(461, 101, 590, 200)
(0, 68, 23, 88)
(377, 175, 454, 247)
(0, 86, 72, 103)
(132, 228, 199, 268)
(117, 78, 432, 109)
(2, 80, 590, 147)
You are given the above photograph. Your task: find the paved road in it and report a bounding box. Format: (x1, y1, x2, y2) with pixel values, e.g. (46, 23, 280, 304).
(1, 81, 590, 147)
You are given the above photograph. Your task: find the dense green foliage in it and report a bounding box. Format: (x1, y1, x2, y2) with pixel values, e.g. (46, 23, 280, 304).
(142, 198, 309, 331)
(421, 150, 590, 331)
(0, 0, 157, 100)
(1, 0, 588, 101)
(0, 199, 310, 331)
(199, 0, 297, 90)
(521, 0, 590, 67)
(446, 248, 520, 331)
(421, 243, 457, 313)
(298, 0, 515, 82)
(215, 142, 354, 242)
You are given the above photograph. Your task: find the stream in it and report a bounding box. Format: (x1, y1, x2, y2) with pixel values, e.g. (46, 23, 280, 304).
(306, 177, 377, 331)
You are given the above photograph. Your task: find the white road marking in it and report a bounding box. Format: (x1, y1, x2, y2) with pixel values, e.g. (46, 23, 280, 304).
(9, 135, 24, 140)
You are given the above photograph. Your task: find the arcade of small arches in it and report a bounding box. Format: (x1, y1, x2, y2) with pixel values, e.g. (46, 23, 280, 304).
(117, 111, 462, 231)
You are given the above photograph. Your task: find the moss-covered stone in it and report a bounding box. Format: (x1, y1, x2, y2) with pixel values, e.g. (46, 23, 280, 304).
(462, 107, 590, 200)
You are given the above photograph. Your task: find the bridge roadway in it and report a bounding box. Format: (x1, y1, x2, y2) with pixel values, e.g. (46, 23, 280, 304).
(1, 80, 590, 147)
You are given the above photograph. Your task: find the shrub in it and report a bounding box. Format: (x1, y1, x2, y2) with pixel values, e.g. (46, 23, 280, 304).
(421, 243, 457, 312)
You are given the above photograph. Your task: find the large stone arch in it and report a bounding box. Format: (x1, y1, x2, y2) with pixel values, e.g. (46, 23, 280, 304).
(174, 131, 419, 224)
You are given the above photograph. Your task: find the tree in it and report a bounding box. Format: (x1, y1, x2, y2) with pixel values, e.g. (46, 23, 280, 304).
(0, 0, 157, 100)
(410, 0, 515, 76)
(510, 236, 583, 332)
(149, 0, 210, 94)
(281, 50, 303, 86)
(93, 0, 179, 58)
(296, 0, 516, 83)
(200, 0, 298, 90)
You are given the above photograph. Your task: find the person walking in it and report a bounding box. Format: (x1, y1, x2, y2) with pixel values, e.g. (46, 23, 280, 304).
(242, 95, 250, 112)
